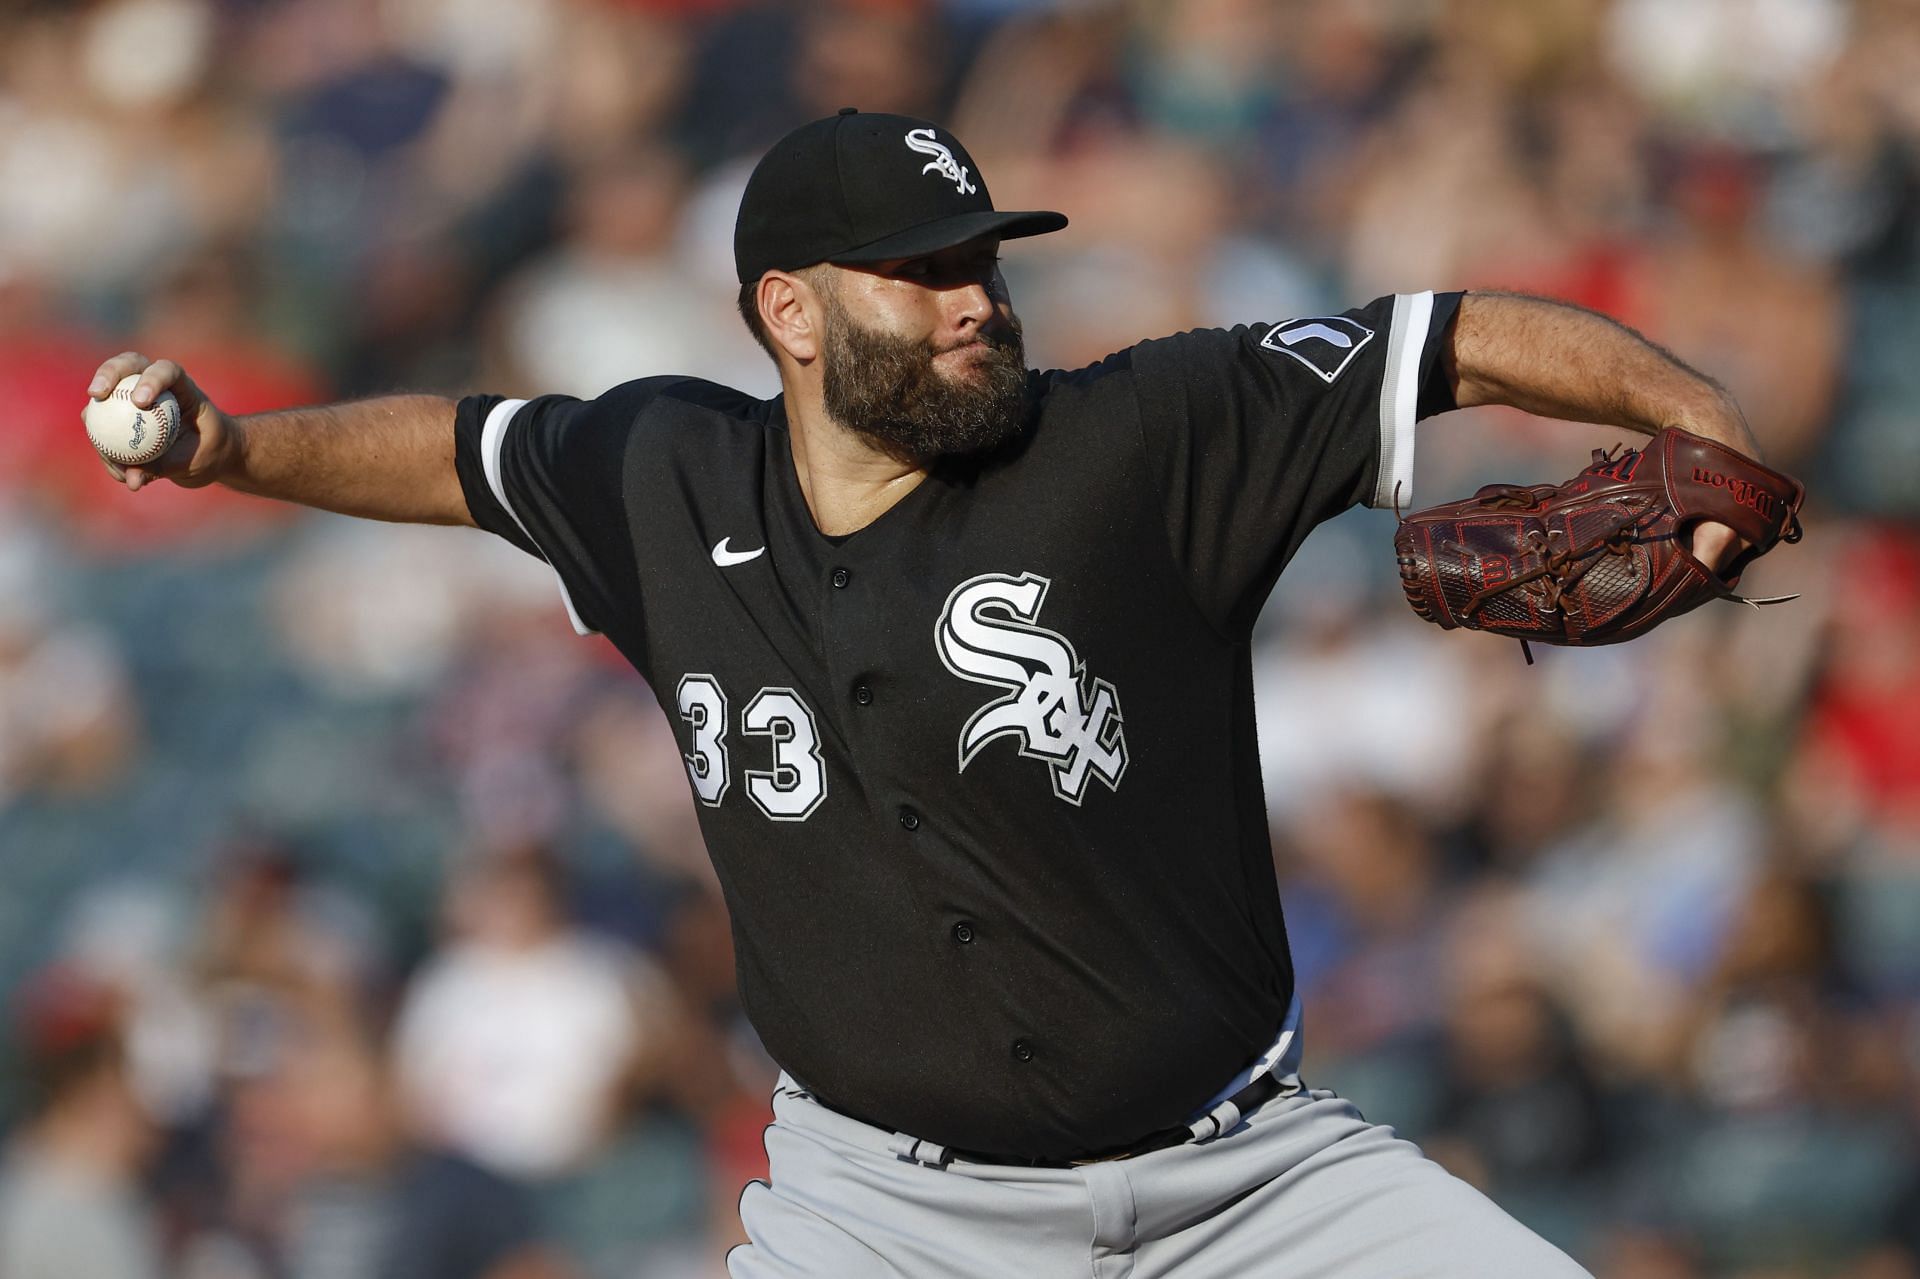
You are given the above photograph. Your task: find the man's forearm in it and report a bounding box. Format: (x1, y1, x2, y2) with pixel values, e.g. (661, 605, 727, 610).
(1446, 291, 1763, 460)
(226, 395, 473, 525)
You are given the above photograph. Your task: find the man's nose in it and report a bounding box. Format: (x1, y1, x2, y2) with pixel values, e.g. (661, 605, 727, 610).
(945, 279, 994, 333)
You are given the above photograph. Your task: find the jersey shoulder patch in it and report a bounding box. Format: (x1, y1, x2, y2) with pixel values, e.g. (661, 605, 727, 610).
(1257, 316, 1376, 383)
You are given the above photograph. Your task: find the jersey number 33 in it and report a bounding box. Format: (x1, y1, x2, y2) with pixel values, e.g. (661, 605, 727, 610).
(675, 675, 828, 822)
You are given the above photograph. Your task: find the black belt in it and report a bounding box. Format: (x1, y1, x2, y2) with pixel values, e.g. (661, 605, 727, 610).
(946, 1071, 1289, 1169)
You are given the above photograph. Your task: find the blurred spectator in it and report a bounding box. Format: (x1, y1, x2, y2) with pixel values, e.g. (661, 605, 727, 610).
(0, 511, 137, 809)
(1804, 3, 1920, 517)
(193, 840, 388, 1043)
(0, 968, 162, 1279)
(1426, 887, 1612, 1257)
(681, 0, 948, 164)
(1792, 526, 1920, 839)
(1453, 714, 1595, 876)
(1782, 527, 1920, 1008)
(1253, 537, 1475, 822)
(277, 1031, 576, 1279)
(1128, 0, 1284, 145)
(1342, 64, 1538, 300)
(494, 143, 759, 397)
(270, 519, 562, 701)
(1882, 1166, 1920, 1275)
(0, 3, 244, 294)
(393, 843, 669, 1180)
(793, 0, 947, 123)
(1521, 660, 1769, 1078)
(57, 879, 217, 1128)
(0, 268, 110, 517)
(1282, 788, 1453, 1132)
(1656, 866, 1914, 1270)
(1606, 0, 1848, 120)
(416, 592, 622, 842)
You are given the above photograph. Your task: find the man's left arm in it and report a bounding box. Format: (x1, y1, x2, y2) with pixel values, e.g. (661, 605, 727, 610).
(1441, 290, 1759, 569)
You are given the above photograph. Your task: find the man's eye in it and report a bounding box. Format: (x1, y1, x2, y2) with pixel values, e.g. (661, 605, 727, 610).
(892, 255, 997, 283)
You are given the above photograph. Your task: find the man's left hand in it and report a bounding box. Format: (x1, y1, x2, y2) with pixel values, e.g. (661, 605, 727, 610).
(1690, 519, 1748, 577)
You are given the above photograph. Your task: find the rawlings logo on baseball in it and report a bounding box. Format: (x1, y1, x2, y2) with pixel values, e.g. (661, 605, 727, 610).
(935, 572, 1127, 804)
(84, 374, 180, 467)
(904, 128, 976, 195)
(1690, 467, 1775, 517)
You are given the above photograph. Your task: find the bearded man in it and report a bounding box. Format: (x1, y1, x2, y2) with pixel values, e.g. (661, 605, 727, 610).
(88, 111, 1761, 1278)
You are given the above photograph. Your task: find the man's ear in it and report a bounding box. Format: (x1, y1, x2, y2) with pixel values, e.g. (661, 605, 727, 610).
(762, 270, 826, 364)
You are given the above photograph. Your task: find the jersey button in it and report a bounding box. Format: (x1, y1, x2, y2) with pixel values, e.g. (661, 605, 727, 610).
(1011, 1038, 1034, 1063)
(951, 921, 975, 945)
(898, 807, 921, 831)
(854, 683, 873, 705)
(830, 567, 851, 589)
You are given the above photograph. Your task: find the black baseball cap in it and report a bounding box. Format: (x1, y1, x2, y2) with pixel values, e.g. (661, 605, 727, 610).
(733, 109, 1068, 283)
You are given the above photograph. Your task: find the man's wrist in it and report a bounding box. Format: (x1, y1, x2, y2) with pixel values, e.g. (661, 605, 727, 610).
(1662, 390, 1761, 460)
(206, 411, 249, 488)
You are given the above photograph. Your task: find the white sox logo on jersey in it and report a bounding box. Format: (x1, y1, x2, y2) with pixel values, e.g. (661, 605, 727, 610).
(1259, 315, 1374, 383)
(935, 572, 1127, 804)
(904, 128, 977, 195)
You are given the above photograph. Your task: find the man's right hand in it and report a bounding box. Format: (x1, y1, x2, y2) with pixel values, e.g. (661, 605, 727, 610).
(85, 352, 237, 492)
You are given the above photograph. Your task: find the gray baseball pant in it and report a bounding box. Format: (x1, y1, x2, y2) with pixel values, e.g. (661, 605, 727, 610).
(727, 1046, 1593, 1277)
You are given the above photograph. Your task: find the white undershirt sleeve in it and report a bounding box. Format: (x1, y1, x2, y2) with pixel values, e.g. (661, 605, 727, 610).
(1371, 290, 1435, 511)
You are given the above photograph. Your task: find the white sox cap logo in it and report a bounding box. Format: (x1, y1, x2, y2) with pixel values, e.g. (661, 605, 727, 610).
(935, 572, 1127, 804)
(904, 128, 977, 195)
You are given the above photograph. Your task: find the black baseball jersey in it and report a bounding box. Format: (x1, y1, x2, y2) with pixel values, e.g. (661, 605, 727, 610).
(452, 290, 1463, 1160)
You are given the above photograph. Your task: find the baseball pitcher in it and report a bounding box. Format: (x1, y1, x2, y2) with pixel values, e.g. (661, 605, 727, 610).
(87, 111, 1801, 1277)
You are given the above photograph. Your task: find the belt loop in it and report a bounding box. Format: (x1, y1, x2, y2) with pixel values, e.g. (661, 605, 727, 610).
(887, 1133, 952, 1168)
(1187, 1097, 1243, 1144)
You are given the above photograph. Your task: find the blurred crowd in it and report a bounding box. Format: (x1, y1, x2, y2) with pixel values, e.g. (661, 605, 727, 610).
(3, 0, 1920, 1275)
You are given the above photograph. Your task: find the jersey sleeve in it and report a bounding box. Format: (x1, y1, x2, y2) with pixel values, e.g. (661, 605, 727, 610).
(1131, 290, 1462, 634)
(452, 381, 656, 637)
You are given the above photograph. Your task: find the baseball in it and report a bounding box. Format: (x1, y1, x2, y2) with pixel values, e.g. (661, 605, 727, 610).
(84, 374, 180, 467)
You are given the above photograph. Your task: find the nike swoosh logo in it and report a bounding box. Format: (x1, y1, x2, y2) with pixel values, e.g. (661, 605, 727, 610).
(712, 537, 766, 567)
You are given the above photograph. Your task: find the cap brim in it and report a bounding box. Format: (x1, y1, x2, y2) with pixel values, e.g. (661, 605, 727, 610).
(829, 209, 1068, 265)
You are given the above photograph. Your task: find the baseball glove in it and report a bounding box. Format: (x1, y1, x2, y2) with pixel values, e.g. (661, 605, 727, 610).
(1393, 427, 1805, 660)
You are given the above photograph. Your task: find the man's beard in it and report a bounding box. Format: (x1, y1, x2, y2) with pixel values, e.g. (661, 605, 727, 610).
(819, 293, 1031, 464)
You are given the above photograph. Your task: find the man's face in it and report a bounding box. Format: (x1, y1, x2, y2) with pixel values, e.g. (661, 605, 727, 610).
(815, 239, 1030, 464)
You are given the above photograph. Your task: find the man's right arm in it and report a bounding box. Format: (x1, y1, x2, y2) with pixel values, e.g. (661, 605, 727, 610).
(86, 352, 474, 527)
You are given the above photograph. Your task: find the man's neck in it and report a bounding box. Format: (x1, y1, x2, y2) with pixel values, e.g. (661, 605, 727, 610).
(784, 384, 928, 537)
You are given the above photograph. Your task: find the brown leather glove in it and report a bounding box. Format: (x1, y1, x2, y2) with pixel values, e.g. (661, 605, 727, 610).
(1393, 427, 1805, 659)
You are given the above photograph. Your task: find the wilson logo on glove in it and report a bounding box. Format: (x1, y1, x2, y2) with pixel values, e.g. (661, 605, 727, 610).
(1690, 468, 1777, 517)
